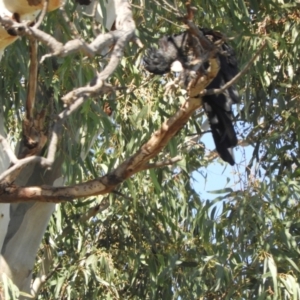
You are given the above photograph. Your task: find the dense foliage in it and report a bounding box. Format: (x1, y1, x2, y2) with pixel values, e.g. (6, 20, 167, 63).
(1, 0, 300, 299)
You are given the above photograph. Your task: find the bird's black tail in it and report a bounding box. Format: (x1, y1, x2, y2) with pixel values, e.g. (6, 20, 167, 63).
(203, 93, 237, 166)
(203, 55, 238, 166)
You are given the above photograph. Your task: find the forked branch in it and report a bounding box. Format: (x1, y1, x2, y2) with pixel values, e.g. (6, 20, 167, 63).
(0, 8, 267, 202)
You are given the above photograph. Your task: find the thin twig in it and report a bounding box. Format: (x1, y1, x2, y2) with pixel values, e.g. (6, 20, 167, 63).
(26, 38, 38, 120)
(91, 0, 101, 36)
(141, 156, 182, 171)
(60, 5, 81, 39)
(34, 0, 49, 28)
(152, 0, 179, 14)
(201, 41, 267, 97)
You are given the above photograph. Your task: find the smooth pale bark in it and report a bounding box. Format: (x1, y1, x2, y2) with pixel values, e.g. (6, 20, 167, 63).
(0, 1, 123, 297)
(0, 109, 10, 252)
(0, 58, 64, 298)
(0, 160, 63, 296)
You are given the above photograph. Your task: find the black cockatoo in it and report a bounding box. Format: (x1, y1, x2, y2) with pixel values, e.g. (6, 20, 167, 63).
(144, 28, 239, 165)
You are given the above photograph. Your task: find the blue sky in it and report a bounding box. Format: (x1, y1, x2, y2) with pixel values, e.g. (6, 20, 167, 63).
(193, 130, 253, 203)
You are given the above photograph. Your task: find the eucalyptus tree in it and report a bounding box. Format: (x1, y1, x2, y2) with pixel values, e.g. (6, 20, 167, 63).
(0, 0, 300, 299)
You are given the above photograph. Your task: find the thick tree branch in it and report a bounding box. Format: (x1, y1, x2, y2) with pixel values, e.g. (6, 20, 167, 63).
(0, 17, 133, 61)
(0, 83, 209, 202)
(0, 0, 137, 63)
(0, 134, 18, 165)
(0, 155, 49, 182)
(188, 55, 220, 98)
